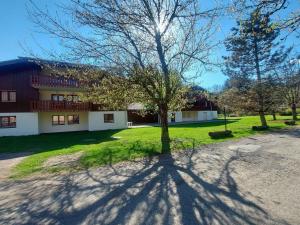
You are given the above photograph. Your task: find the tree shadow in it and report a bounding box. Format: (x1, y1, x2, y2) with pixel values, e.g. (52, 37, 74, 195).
(0, 129, 123, 154)
(0, 146, 290, 225)
(169, 119, 240, 129)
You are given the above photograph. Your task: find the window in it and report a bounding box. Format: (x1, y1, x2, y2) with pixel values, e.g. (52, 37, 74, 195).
(1, 91, 16, 102)
(104, 113, 114, 123)
(68, 115, 80, 125)
(51, 94, 64, 102)
(66, 95, 79, 102)
(52, 115, 65, 125)
(0, 116, 16, 128)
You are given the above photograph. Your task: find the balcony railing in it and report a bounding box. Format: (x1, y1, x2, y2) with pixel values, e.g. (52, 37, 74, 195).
(31, 75, 82, 89)
(30, 100, 91, 112)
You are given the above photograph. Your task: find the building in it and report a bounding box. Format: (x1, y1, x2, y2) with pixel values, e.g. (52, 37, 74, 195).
(127, 96, 218, 124)
(0, 57, 218, 137)
(0, 57, 127, 136)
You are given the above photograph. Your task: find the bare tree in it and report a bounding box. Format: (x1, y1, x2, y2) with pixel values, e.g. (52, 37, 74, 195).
(28, 0, 220, 153)
(275, 56, 300, 120)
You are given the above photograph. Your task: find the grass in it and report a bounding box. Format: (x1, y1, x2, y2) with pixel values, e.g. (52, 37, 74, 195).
(0, 115, 294, 178)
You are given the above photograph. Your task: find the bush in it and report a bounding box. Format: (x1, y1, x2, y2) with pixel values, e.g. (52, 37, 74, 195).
(252, 126, 269, 131)
(208, 130, 233, 139)
(284, 120, 296, 126)
(279, 111, 292, 116)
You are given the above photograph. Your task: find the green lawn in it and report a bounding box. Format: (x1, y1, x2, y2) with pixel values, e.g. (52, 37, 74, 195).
(0, 115, 293, 178)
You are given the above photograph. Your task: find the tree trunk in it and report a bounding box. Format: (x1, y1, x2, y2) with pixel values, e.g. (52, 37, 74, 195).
(160, 104, 171, 154)
(272, 112, 276, 120)
(259, 111, 268, 127)
(291, 103, 297, 120)
(254, 36, 268, 127)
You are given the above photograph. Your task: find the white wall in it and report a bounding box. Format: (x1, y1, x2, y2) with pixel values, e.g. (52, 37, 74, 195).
(167, 111, 218, 123)
(39, 112, 88, 133)
(182, 111, 198, 122)
(0, 113, 39, 136)
(167, 112, 183, 123)
(88, 111, 128, 131)
(197, 111, 218, 121)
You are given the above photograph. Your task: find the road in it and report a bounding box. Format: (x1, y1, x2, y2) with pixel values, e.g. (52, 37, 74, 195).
(0, 127, 299, 225)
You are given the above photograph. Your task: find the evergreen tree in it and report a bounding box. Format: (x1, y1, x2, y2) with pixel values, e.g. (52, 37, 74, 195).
(223, 9, 290, 126)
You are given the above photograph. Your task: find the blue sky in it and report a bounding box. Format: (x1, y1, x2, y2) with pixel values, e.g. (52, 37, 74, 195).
(0, 0, 299, 89)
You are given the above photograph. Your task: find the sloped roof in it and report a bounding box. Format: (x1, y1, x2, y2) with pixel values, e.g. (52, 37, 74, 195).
(0, 57, 93, 73)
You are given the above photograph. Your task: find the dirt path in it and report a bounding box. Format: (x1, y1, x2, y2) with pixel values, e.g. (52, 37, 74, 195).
(0, 152, 30, 180)
(0, 127, 299, 225)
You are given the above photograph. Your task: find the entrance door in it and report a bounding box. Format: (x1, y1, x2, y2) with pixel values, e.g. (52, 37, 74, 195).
(171, 113, 176, 123)
(203, 112, 208, 120)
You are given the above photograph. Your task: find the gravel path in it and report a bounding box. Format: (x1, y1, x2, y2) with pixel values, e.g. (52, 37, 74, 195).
(0, 152, 30, 180)
(0, 127, 299, 225)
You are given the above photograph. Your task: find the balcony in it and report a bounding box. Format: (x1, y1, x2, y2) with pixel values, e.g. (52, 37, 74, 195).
(30, 100, 91, 112)
(30, 75, 82, 90)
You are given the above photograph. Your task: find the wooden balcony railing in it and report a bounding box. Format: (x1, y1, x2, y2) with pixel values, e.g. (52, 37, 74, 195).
(31, 75, 82, 89)
(30, 100, 91, 112)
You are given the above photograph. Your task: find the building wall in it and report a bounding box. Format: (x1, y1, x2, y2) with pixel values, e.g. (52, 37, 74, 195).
(168, 110, 218, 123)
(182, 111, 198, 122)
(38, 112, 88, 133)
(168, 112, 183, 123)
(0, 112, 39, 136)
(0, 69, 39, 112)
(197, 111, 218, 121)
(88, 111, 128, 131)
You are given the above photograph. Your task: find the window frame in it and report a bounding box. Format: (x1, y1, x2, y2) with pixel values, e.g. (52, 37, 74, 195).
(66, 95, 80, 102)
(0, 90, 16, 102)
(52, 115, 65, 126)
(0, 116, 16, 128)
(51, 94, 65, 102)
(104, 113, 114, 123)
(68, 114, 80, 125)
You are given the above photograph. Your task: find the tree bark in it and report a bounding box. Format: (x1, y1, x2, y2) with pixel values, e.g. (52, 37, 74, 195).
(254, 36, 268, 127)
(291, 103, 297, 120)
(160, 104, 171, 154)
(272, 112, 277, 120)
(259, 111, 268, 127)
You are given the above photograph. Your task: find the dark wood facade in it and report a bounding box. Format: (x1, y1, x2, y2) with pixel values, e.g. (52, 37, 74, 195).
(0, 68, 39, 112)
(127, 110, 158, 124)
(0, 58, 96, 113)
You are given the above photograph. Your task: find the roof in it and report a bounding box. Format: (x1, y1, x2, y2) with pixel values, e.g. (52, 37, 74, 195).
(0, 57, 93, 73)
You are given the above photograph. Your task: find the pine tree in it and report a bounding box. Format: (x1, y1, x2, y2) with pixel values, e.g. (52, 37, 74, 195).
(223, 9, 289, 127)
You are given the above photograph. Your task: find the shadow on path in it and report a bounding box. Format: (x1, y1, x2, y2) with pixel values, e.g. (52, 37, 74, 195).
(0, 146, 290, 225)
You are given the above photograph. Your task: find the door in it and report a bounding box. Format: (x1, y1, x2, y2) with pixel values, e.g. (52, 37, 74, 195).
(171, 113, 176, 123)
(203, 112, 208, 121)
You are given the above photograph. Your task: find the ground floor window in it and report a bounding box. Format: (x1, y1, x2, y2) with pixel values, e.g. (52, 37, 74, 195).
(0, 116, 16, 128)
(104, 113, 114, 123)
(52, 115, 65, 125)
(68, 115, 80, 124)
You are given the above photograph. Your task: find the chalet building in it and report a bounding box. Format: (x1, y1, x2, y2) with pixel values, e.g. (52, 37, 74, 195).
(0, 57, 127, 136)
(0, 57, 218, 137)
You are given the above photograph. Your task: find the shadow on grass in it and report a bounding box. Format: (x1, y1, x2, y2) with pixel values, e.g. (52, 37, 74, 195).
(0, 129, 123, 154)
(169, 119, 240, 129)
(0, 149, 290, 225)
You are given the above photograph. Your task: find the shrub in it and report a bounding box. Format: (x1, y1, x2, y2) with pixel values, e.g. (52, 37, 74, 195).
(284, 120, 296, 126)
(252, 126, 269, 131)
(208, 130, 233, 139)
(279, 111, 292, 116)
